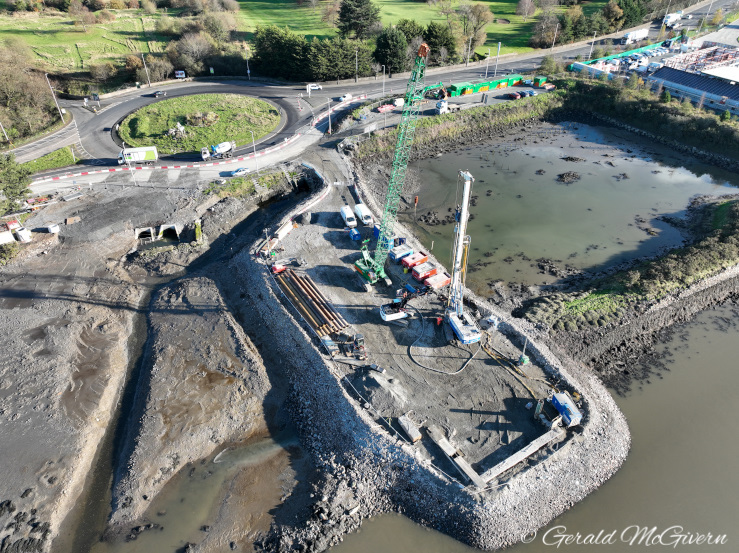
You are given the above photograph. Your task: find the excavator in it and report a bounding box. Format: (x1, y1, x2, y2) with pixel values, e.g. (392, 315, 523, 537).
(379, 285, 431, 321)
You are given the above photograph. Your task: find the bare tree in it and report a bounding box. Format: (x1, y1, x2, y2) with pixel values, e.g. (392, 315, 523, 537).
(516, 0, 535, 22)
(322, 0, 340, 26)
(176, 32, 213, 61)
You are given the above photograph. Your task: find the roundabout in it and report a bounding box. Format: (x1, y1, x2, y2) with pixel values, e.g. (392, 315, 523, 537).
(117, 93, 282, 155)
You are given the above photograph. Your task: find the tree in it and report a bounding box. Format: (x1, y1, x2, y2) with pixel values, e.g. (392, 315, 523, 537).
(530, 13, 559, 48)
(710, 8, 723, 26)
(337, 0, 380, 39)
(538, 55, 559, 74)
(90, 61, 117, 81)
(516, 0, 535, 22)
(322, 0, 341, 26)
(374, 26, 408, 74)
(0, 153, 31, 213)
(602, 0, 624, 31)
(396, 18, 425, 42)
(626, 72, 642, 89)
(253, 25, 310, 81)
(660, 89, 670, 103)
(425, 20, 457, 64)
(721, 109, 731, 121)
(201, 12, 237, 42)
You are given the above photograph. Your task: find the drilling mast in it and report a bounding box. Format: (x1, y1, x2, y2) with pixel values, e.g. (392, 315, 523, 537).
(447, 170, 481, 344)
(354, 43, 431, 287)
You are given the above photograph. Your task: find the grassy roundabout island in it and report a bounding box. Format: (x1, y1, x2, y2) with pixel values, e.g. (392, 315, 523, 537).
(118, 94, 281, 155)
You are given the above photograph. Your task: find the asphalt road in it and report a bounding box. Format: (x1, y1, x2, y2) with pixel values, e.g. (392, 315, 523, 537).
(27, 0, 739, 184)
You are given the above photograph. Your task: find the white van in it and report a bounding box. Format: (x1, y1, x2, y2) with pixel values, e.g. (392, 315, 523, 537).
(340, 206, 357, 228)
(354, 203, 373, 226)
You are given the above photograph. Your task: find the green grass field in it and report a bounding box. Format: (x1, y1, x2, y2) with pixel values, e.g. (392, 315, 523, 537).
(4, 0, 611, 76)
(21, 146, 78, 174)
(238, 0, 541, 55)
(0, 10, 168, 71)
(118, 94, 280, 154)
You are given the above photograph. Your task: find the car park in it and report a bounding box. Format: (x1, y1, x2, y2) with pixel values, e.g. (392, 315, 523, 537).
(230, 168, 247, 177)
(154, 90, 166, 97)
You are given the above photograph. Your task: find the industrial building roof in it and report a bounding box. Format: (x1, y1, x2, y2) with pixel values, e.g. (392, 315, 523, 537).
(701, 66, 739, 83)
(650, 66, 739, 100)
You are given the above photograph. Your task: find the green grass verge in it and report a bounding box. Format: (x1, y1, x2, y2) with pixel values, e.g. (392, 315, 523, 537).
(118, 93, 280, 154)
(21, 146, 78, 174)
(204, 170, 284, 198)
(0, 243, 20, 267)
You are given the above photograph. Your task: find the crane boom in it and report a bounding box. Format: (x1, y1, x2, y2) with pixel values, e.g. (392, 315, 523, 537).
(354, 43, 431, 286)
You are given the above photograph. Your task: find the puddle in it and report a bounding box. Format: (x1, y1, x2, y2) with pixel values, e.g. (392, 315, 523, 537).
(89, 432, 301, 553)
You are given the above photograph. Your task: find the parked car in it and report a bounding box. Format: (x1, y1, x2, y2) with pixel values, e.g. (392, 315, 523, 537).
(230, 168, 247, 177)
(507, 92, 521, 100)
(307, 83, 322, 90)
(154, 90, 166, 97)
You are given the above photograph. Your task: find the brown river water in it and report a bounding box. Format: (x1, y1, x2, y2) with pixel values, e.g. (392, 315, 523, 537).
(85, 123, 738, 552)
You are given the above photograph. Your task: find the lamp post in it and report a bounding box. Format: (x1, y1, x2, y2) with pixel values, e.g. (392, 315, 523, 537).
(355, 48, 358, 83)
(485, 48, 491, 79)
(45, 74, 64, 122)
(381, 65, 385, 95)
(249, 130, 258, 174)
(494, 42, 501, 78)
(306, 102, 315, 125)
(588, 32, 597, 60)
(697, 0, 715, 34)
(327, 99, 332, 134)
(245, 43, 251, 81)
(141, 53, 151, 87)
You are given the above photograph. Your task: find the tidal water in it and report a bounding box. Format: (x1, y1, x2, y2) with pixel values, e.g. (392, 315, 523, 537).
(400, 123, 739, 293)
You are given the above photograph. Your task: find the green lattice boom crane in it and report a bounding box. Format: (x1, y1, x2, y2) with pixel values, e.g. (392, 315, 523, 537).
(354, 43, 431, 287)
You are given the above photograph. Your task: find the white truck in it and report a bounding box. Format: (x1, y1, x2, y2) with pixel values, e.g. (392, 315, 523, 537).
(201, 141, 236, 161)
(663, 13, 681, 27)
(621, 28, 649, 45)
(354, 203, 373, 226)
(118, 146, 158, 166)
(340, 206, 357, 228)
(435, 100, 461, 115)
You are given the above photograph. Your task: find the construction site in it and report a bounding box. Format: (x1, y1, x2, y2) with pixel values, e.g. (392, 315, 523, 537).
(236, 44, 629, 551)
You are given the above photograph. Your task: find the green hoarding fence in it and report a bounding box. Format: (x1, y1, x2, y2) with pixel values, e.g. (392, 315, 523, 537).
(447, 75, 525, 97)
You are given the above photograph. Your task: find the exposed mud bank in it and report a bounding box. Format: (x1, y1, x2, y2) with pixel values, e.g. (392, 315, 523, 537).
(108, 277, 271, 530)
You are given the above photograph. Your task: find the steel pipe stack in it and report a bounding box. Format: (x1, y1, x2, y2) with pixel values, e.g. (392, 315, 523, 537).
(275, 270, 349, 337)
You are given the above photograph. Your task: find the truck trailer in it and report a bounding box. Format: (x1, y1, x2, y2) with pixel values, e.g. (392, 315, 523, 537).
(201, 141, 236, 161)
(118, 146, 158, 166)
(621, 28, 649, 45)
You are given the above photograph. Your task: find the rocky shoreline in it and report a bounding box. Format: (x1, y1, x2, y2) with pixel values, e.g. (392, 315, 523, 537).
(235, 157, 630, 552)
